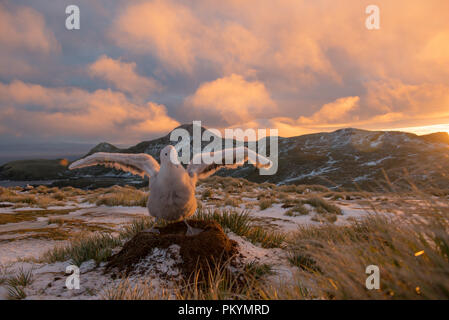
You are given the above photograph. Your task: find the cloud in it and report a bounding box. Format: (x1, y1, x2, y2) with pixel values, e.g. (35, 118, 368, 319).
(0, 3, 59, 77)
(88, 55, 162, 98)
(2, 1, 449, 143)
(0, 81, 179, 143)
(113, 0, 200, 73)
(242, 96, 360, 137)
(364, 80, 449, 116)
(111, 0, 449, 84)
(184, 74, 276, 125)
(298, 96, 360, 124)
(0, 3, 59, 53)
(111, 0, 336, 82)
(261, 81, 449, 137)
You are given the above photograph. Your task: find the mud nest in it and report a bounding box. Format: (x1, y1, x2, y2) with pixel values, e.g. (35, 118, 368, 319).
(106, 220, 239, 279)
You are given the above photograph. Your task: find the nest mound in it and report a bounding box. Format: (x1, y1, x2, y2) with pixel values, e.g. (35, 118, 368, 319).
(106, 220, 238, 279)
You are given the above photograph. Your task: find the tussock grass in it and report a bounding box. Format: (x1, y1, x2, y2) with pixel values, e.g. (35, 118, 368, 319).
(39, 216, 157, 266)
(277, 184, 330, 194)
(60, 186, 87, 196)
(5, 267, 34, 287)
(194, 208, 252, 235)
(118, 216, 155, 240)
(295, 185, 330, 194)
(47, 217, 68, 225)
(260, 182, 276, 189)
(287, 209, 449, 299)
(181, 260, 264, 300)
(201, 188, 213, 200)
(0, 190, 37, 205)
(0, 265, 9, 286)
(288, 252, 320, 273)
(282, 196, 339, 218)
(302, 196, 342, 215)
(277, 184, 299, 193)
(244, 261, 274, 279)
(245, 226, 285, 248)
(51, 192, 66, 201)
(103, 259, 265, 300)
(29, 185, 50, 194)
(259, 199, 273, 210)
(311, 213, 338, 223)
(4, 267, 34, 300)
(0, 187, 64, 208)
(285, 203, 310, 216)
(90, 186, 148, 207)
(2, 185, 149, 209)
(40, 233, 122, 266)
(193, 208, 285, 248)
(0, 186, 16, 197)
(102, 279, 173, 300)
(278, 192, 289, 200)
(224, 196, 242, 207)
(6, 284, 27, 300)
(202, 176, 255, 189)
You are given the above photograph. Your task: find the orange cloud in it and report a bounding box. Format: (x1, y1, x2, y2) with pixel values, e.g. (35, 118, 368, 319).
(112, 0, 449, 85)
(3, 1, 449, 140)
(0, 3, 59, 77)
(364, 80, 449, 118)
(0, 4, 58, 53)
(0, 81, 179, 143)
(112, 0, 335, 81)
(88, 55, 162, 98)
(262, 80, 449, 136)
(298, 96, 360, 124)
(113, 0, 199, 73)
(184, 74, 276, 125)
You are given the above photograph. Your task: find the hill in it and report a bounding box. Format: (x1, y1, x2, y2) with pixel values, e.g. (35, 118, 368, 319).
(2, 125, 449, 190)
(0, 159, 70, 180)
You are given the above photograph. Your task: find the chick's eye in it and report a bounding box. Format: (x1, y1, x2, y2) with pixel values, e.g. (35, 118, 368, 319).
(165, 153, 167, 156)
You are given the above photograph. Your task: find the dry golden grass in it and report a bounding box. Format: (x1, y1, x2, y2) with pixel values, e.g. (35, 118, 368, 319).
(0, 186, 67, 208)
(102, 259, 267, 300)
(4, 177, 449, 300)
(259, 199, 273, 210)
(286, 193, 449, 299)
(224, 196, 242, 207)
(89, 186, 148, 207)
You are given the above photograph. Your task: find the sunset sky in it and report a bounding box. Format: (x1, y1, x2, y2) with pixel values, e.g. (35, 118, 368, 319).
(1, 0, 449, 146)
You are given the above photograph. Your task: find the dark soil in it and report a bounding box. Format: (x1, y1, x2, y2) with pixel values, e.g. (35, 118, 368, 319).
(106, 220, 239, 279)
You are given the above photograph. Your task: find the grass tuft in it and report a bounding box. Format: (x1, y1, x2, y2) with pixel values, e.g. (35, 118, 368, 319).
(244, 261, 274, 279)
(287, 209, 449, 299)
(302, 196, 342, 215)
(4, 267, 34, 300)
(285, 203, 310, 216)
(259, 199, 273, 210)
(90, 186, 148, 207)
(40, 233, 122, 266)
(193, 208, 285, 248)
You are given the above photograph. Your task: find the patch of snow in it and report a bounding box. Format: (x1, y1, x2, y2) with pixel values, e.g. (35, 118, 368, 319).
(281, 166, 338, 184)
(0, 239, 65, 265)
(353, 174, 371, 182)
(362, 156, 392, 166)
(130, 244, 183, 281)
(228, 233, 296, 286)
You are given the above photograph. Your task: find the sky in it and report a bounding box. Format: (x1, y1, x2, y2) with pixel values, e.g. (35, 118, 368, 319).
(1, 0, 449, 147)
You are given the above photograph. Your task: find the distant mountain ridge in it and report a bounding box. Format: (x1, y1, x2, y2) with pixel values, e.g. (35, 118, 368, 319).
(1, 125, 449, 190)
(85, 127, 449, 157)
(419, 132, 449, 145)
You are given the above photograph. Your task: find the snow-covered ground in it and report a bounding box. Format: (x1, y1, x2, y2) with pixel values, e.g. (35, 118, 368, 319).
(0, 184, 415, 300)
(0, 205, 149, 265)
